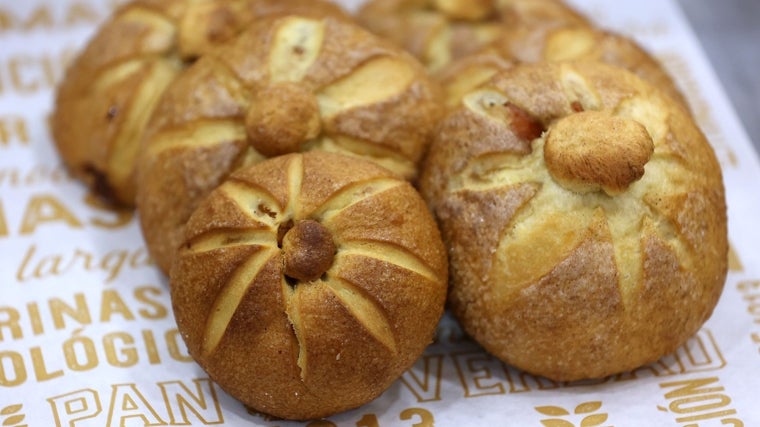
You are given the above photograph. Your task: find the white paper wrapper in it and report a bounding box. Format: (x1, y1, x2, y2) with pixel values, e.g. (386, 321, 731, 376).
(1, 0, 759, 426)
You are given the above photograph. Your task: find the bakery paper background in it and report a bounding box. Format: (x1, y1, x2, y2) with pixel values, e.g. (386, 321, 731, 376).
(1, 0, 759, 425)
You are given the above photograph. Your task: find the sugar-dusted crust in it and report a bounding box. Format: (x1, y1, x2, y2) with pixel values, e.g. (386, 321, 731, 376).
(171, 152, 448, 420)
(51, 0, 348, 206)
(136, 12, 442, 274)
(420, 61, 727, 381)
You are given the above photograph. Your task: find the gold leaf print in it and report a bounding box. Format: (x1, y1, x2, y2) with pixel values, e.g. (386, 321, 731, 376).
(541, 420, 575, 427)
(580, 413, 609, 427)
(536, 406, 571, 416)
(728, 244, 743, 271)
(2, 414, 25, 426)
(0, 406, 20, 416)
(574, 401, 603, 414)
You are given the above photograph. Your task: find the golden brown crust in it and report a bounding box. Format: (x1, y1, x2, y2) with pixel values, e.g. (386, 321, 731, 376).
(136, 12, 442, 274)
(489, 24, 691, 110)
(505, 0, 588, 23)
(425, 2, 689, 113)
(434, 0, 494, 20)
(170, 151, 448, 419)
(437, 26, 689, 114)
(281, 219, 336, 282)
(434, 50, 516, 107)
(420, 61, 727, 381)
(356, 0, 588, 71)
(245, 82, 323, 157)
(51, 0, 349, 206)
(544, 110, 654, 195)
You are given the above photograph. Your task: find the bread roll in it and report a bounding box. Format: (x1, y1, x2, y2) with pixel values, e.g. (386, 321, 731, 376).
(420, 61, 727, 381)
(51, 0, 348, 206)
(171, 151, 448, 420)
(436, 26, 689, 111)
(486, 24, 690, 109)
(356, 0, 588, 71)
(136, 12, 442, 274)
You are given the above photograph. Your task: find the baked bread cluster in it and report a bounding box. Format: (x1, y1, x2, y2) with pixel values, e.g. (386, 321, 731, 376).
(52, 0, 349, 206)
(136, 11, 441, 273)
(53, 0, 447, 420)
(51, 0, 728, 419)
(359, 0, 689, 110)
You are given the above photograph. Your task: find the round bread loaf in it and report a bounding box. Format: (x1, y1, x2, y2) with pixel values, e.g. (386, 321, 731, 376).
(51, 0, 348, 206)
(356, 0, 588, 71)
(436, 26, 688, 111)
(485, 24, 690, 109)
(171, 151, 448, 420)
(136, 12, 442, 274)
(420, 61, 728, 381)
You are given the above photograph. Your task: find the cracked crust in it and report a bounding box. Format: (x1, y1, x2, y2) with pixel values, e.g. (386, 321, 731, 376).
(136, 12, 442, 274)
(170, 151, 448, 420)
(51, 0, 349, 206)
(419, 61, 727, 381)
